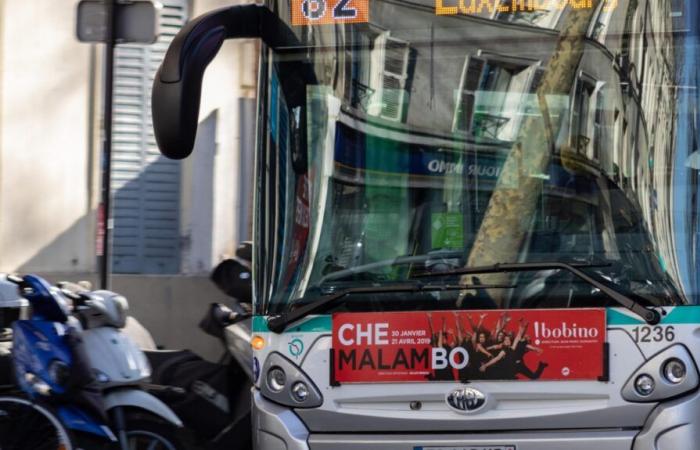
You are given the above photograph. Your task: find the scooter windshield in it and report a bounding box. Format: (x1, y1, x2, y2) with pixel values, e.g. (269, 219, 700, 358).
(255, 0, 697, 315)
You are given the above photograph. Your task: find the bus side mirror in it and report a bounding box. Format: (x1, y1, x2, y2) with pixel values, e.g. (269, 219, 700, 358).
(152, 5, 262, 159)
(152, 5, 313, 160)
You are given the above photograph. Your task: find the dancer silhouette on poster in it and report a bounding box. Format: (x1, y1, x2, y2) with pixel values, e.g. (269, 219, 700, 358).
(427, 312, 548, 381)
(427, 313, 456, 380)
(480, 318, 547, 379)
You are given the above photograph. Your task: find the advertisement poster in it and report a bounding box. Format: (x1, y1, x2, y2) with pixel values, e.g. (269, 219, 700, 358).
(332, 309, 606, 383)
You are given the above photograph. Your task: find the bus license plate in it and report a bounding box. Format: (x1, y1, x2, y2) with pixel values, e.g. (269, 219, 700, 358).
(418, 447, 515, 450)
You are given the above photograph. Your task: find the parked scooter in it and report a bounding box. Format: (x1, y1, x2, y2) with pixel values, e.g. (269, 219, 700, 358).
(0, 274, 75, 450)
(143, 242, 254, 450)
(5, 274, 185, 449)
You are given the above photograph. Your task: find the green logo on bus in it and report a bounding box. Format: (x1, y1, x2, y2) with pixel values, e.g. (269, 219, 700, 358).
(289, 338, 304, 358)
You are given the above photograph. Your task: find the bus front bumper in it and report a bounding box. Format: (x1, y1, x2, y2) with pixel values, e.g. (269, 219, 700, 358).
(253, 391, 310, 450)
(253, 388, 700, 449)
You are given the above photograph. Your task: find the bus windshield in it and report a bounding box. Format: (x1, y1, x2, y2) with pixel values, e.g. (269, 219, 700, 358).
(256, 0, 698, 315)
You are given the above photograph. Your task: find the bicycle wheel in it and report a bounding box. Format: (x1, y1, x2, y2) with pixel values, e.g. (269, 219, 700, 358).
(0, 396, 73, 450)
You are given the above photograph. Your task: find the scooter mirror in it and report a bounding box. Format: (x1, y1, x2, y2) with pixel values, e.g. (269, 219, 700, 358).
(199, 303, 250, 340)
(210, 258, 252, 303)
(235, 241, 252, 262)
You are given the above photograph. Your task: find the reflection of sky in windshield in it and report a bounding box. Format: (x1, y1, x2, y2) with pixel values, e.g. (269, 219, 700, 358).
(673, 2, 700, 299)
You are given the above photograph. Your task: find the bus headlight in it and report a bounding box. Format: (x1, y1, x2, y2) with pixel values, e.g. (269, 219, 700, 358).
(267, 367, 286, 392)
(663, 359, 686, 384)
(622, 344, 699, 403)
(291, 381, 310, 402)
(260, 352, 322, 408)
(634, 374, 655, 396)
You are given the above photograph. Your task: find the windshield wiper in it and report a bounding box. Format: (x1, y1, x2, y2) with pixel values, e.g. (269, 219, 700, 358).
(266, 281, 512, 333)
(319, 251, 462, 283)
(413, 261, 661, 325)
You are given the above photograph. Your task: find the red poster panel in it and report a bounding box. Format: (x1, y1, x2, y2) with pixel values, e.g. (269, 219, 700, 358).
(332, 309, 606, 383)
(292, 0, 369, 26)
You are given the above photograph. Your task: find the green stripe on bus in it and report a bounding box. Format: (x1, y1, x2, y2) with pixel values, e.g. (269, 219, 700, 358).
(607, 306, 700, 325)
(252, 315, 332, 333)
(606, 309, 644, 325)
(659, 307, 700, 324)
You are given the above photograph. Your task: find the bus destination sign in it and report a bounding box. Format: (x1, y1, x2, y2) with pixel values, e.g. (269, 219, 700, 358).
(292, 0, 618, 26)
(436, 0, 619, 16)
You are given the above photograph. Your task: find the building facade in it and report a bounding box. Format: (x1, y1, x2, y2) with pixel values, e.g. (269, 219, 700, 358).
(0, 0, 258, 357)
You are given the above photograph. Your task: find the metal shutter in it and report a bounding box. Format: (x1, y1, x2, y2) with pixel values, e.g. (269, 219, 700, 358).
(453, 56, 486, 133)
(111, 0, 189, 274)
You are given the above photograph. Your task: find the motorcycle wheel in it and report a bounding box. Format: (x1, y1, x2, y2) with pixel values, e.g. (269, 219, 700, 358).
(74, 414, 185, 450)
(0, 395, 74, 450)
(119, 418, 185, 450)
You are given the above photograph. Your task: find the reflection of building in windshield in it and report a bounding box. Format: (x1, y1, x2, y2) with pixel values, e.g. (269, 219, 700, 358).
(265, 0, 692, 304)
(672, 0, 700, 299)
(335, 1, 681, 289)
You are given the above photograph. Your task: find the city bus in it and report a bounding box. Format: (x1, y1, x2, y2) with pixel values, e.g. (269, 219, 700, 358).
(151, 0, 700, 448)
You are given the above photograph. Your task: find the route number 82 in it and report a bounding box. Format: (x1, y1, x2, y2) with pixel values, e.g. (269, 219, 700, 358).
(302, 0, 356, 20)
(294, 0, 367, 25)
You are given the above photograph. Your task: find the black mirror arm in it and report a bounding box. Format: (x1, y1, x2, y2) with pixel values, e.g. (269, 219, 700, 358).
(153, 4, 314, 160)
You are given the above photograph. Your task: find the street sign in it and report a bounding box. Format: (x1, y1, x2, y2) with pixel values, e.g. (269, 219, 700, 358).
(77, 0, 158, 44)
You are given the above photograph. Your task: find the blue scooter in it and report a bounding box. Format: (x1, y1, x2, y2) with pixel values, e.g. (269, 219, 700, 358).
(9, 274, 116, 447)
(3, 274, 184, 450)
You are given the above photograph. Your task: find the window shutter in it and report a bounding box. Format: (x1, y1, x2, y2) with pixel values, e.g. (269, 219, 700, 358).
(111, 0, 189, 274)
(453, 56, 486, 133)
(380, 37, 410, 121)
